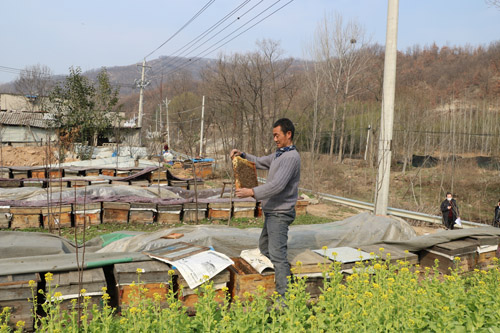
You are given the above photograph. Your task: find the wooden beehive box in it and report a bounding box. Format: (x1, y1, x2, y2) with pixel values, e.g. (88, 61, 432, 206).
(47, 180, 68, 188)
(130, 180, 150, 187)
(178, 269, 229, 313)
(228, 258, 275, 300)
(465, 235, 499, 270)
(0, 167, 10, 178)
(360, 244, 419, 266)
(232, 156, 258, 189)
(102, 202, 130, 224)
(169, 180, 188, 189)
(295, 198, 309, 216)
(70, 180, 90, 187)
(11, 169, 28, 179)
(183, 202, 207, 223)
(48, 168, 63, 179)
(149, 169, 167, 181)
(52, 268, 106, 313)
(73, 202, 102, 227)
(84, 169, 100, 177)
(193, 162, 213, 179)
(10, 207, 42, 229)
(30, 168, 46, 179)
(0, 207, 11, 229)
(0, 272, 40, 331)
(208, 201, 232, 220)
(23, 180, 44, 188)
(115, 170, 130, 177)
(42, 205, 72, 229)
(419, 240, 477, 274)
(0, 179, 21, 188)
(64, 168, 81, 177)
(129, 203, 156, 224)
(157, 204, 183, 224)
(101, 169, 116, 177)
(187, 179, 205, 190)
(233, 200, 256, 218)
(113, 261, 171, 310)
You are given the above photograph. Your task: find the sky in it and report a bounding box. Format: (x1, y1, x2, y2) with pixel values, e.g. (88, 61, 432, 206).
(1, 0, 499, 84)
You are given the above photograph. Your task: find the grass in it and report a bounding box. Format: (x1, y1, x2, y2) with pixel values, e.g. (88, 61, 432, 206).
(15, 213, 334, 244)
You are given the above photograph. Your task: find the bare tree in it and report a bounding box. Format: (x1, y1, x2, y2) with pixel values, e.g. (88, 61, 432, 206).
(14, 64, 54, 111)
(314, 13, 369, 160)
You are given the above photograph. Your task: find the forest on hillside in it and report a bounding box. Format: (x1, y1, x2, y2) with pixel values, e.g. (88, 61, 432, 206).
(121, 15, 500, 168)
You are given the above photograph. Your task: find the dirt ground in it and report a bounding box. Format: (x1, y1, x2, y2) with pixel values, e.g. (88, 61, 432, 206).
(0, 146, 79, 166)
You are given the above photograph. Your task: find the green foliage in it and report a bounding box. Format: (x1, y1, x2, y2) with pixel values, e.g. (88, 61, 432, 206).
(2, 254, 499, 332)
(49, 67, 119, 158)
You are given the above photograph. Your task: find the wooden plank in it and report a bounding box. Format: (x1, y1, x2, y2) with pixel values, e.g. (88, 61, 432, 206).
(84, 170, 100, 177)
(228, 258, 275, 299)
(432, 240, 477, 256)
(289, 249, 326, 274)
(10, 207, 42, 214)
(75, 212, 101, 226)
(52, 268, 105, 295)
(117, 283, 169, 309)
(112, 180, 130, 185)
(70, 180, 90, 187)
(130, 203, 156, 210)
(0, 299, 34, 331)
(144, 242, 209, 262)
(465, 235, 499, 246)
(0, 180, 22, 187)
(129, 210, 154, 224)
(114, 261, 172, 284)
(73, 203, 101, 211)
(31, 170, 46, 179)
(42, 212, 72, 229)
(208, 208, 231, 220)
(360, 244, 419, 265)
(41, 205, 72, 214)
(101, 169, 116, 177)
(180, 289, 225, 314)
(10, 214, 41, 229)
(419, 250, 476, 274)
(48, 170, 63, 178)
(233, 210, 255, 218)
(103, 202, 130, 210)
(11, 171, 28, 179)
(295, 200, 308, 216)
(103, 209, 129, 224)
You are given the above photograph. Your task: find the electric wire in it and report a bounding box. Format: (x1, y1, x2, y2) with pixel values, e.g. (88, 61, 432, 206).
(144, 0, 215, 60)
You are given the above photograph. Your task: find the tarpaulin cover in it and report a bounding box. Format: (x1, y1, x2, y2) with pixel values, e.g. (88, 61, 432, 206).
(374, 226, 500, 252)
(98, 212, 417, 257)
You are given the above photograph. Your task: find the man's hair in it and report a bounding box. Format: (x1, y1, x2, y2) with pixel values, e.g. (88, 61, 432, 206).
(273, 118, 295, 139)
(446, 192, 452, 196)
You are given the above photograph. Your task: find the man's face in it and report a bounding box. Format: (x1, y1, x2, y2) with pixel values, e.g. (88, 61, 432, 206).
(273, 126, 292, 148)
(447, 194, 452, 200)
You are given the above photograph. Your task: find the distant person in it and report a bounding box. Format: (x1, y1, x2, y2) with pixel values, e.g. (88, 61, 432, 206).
(440, 192, 460, 230)
(494, 199, 500, 228)
(163, 144, 173, 162)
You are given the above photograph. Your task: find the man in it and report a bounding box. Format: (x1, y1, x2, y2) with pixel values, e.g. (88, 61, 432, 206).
(494, 199, 500, 228)
(230, 118, 301, 297)
(440, 192, 460, 230)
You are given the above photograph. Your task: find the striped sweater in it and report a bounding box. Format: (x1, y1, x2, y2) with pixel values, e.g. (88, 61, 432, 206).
(243, 149, 301, 213)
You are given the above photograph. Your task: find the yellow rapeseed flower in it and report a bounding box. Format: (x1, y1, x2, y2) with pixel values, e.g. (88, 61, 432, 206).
(369, 252, 375, 256)
(401, 267, 409, 273)
(168, 269, 175, 276)
(29, 280, 36, 287)
(364, 291, 373, 298)
(101, 286, 107, 292)
(374, 263, 382, 270)
(16, 321, 25, 328)
(454, 257, 461, 262)
(54, 292, 63, 298)
(372, 283, 380, 289)
(136, 268, 144, 273)
(80, 288, 87, 294)
(379, 247, 385, 252)
(322, 246, 328, 251)
(296, 260, 302, 267)
(404, 250, 409, 254)
(243, 291, 251, 299)
(45, 272, 53, 282)
(202, 275, 210, 281)
(290, 294, 296, 300)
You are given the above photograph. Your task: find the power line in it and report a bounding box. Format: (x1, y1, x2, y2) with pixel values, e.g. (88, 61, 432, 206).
(164, 0, 295, 76)
(144, 0, 215, 60)
(162, 0, 278, 74)
(159, 0, 256, 70)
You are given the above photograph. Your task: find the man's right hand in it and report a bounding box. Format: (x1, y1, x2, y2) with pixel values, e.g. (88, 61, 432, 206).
(230, 149, 242, 159)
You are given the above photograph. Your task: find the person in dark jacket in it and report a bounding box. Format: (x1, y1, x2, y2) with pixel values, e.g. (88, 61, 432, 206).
(494, 200, 500, 228)
(440, 192, 460, 230)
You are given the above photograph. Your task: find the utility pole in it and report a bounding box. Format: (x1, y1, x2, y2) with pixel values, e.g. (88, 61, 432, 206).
(374, 0, 399, 215)
(199, 95, 205, 157)
(135, 59, 151, 144)
(165, 97, 171, 146)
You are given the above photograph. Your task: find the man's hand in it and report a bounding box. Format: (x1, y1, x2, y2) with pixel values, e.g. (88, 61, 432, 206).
(230, 149, 242, 159)
(448, 206, 452, 210)
(236, 188, 254, 198)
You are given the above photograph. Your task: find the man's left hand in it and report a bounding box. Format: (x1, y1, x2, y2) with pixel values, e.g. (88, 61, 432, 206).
(235, 188, 254, 198)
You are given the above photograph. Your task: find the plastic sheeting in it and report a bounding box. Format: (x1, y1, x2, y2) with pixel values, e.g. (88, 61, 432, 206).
(98, 212, 417, 257)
